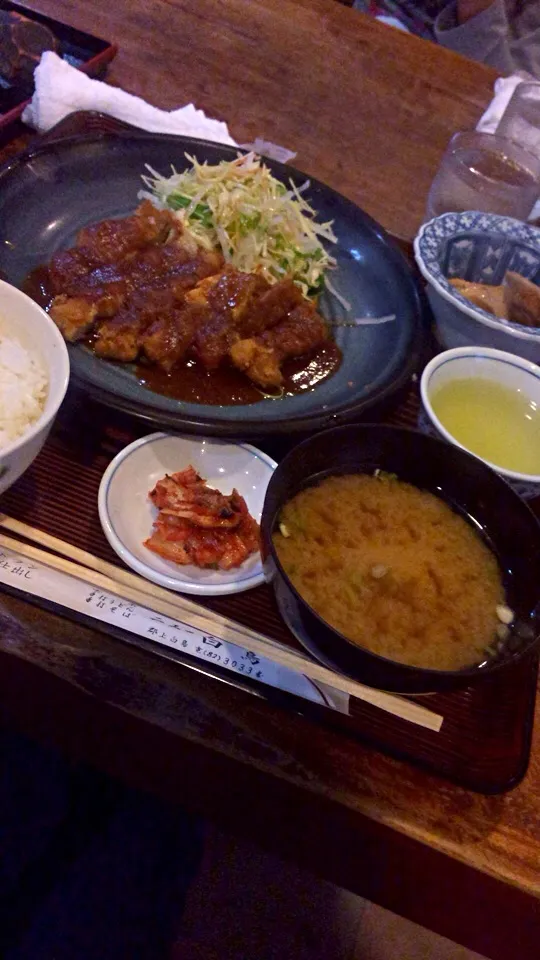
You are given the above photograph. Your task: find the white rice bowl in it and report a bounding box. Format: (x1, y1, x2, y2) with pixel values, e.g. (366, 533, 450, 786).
(0, 335, 48, 448)
(0, 280, 70, 497)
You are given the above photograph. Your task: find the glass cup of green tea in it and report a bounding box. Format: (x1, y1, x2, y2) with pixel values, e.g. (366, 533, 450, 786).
(420, 347, 540, 493)
(425, 131, 540, 222)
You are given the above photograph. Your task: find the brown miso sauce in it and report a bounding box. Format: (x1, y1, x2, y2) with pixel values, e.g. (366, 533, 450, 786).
(23, 266, 55, 310)
(23, 266, 342, 406)
(137, 342, 342, 406)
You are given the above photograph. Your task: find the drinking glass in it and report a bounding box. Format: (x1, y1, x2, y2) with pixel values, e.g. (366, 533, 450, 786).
(425, 131, 540, 222)
(497, 83, 540, 160)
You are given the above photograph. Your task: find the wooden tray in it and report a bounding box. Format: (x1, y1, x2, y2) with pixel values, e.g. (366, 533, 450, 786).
(0, 109, 537, 794)
(1, 385, 537, 796)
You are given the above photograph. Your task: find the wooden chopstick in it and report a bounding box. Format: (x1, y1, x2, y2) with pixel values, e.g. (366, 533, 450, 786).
(0, 515, 298, 658)
(0, 517, 443, 731)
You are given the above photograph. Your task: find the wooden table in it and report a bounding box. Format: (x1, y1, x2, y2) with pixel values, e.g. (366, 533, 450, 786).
(4, 3, 540, 959)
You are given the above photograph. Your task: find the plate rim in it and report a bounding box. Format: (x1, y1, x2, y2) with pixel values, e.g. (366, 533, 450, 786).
(97, 431, 277, 596)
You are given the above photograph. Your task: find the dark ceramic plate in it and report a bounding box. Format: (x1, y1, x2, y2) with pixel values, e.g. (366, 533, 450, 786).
(0, 128, 425, 436)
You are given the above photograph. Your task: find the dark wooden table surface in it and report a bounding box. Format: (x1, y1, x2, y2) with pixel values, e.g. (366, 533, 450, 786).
(4, 3, 540, 959)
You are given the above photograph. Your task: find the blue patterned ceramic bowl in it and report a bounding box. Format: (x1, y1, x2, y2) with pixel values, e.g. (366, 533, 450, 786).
(414, 212, 540, 365)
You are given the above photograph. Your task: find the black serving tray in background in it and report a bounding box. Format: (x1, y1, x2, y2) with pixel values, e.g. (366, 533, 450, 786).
(0, 2, 117, 131)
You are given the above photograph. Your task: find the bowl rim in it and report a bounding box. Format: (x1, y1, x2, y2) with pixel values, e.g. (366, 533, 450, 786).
(262, 423, 540, 683)
(413, 211, 540, 342)
(0, 280, 70, 457)
(420, 346, 540, 483)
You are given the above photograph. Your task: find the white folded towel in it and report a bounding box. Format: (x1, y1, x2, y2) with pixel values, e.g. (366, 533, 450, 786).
(476, 73, 536, 134)
(22, 51, 237, 145)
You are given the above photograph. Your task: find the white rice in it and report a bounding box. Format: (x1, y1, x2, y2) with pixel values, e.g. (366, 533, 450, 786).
(0, 335, 48, 449)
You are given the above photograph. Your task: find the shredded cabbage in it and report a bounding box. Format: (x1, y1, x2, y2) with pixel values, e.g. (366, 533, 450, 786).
(139, 152, 338, 299)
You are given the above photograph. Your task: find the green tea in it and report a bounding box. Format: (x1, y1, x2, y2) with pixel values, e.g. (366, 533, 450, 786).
(431, 377, 540, 474)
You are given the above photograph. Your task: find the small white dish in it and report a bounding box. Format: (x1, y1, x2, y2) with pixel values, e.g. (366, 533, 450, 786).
(420, 346, 540, 498)
(98, 433, 277, 596)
